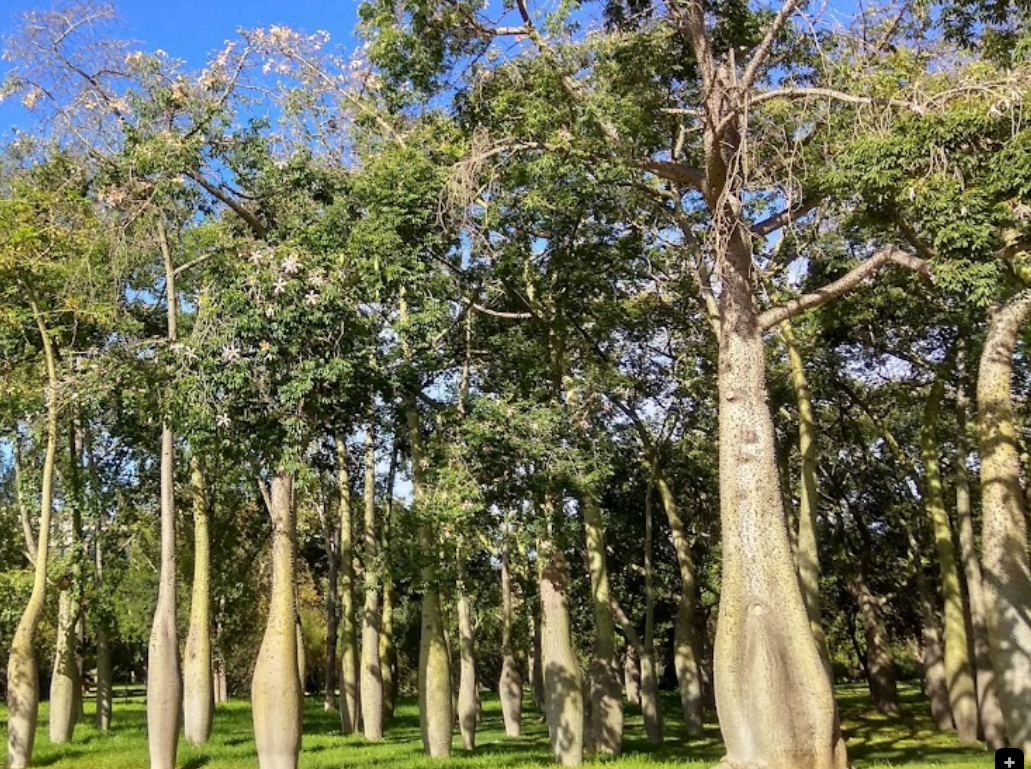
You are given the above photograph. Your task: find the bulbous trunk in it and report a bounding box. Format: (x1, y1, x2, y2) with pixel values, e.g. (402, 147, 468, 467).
(977, 291, 1031, 753)
(623, 647, 640, 706)
(922, 378, 978, 743)
(499, 521, 522, 737)
(337, 439, 360, 733)
(252, 472, 303, 769)
(582, 490, 623, 755)
(540, 547, 583, 767)
(184, 456, 213, 745)
(712, 234, 846, 769)
(361, 425, 384, 741)
(147, 424, 182, 769)
(49, 586, 80, 743)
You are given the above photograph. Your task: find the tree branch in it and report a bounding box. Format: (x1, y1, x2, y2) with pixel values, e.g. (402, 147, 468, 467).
(752, 86, 923, 113)
(759, 245, 930, 330)
(184, 170, 267, 238)
(751, 196, 820, 237)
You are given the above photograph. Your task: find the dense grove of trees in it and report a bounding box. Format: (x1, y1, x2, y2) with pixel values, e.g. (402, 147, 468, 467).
(2, 1, 1031, 769)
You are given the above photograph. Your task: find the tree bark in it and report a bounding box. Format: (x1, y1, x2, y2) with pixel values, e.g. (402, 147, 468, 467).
(87, 428, 114, 732)
(922, 374, 978, 743)
(6, 293, 59, 769)
(712, 227, 846, 769)
(641, 473, 662, 746)
(499, 512, 523, 737)
(457, 548, 478, 751)
(781, 320, 831, 672)
(321, 476, 340, 713)
(408, 401, 453, 758)
(976, 291, 1031, 753)
(623, 647, 640, 706)
(337, 438, 360, 733)
(50, 583, 79, 743)
(954, 366, 1006, 749)
(148, 221, 182, 769)
(252, 472, 303, 769)
(184, 455, 214, 745)
(380, 440, 398, 720)
(919, 564, 954, 731)
(582, 487, 623, 755)
(361, 423, 384, 741)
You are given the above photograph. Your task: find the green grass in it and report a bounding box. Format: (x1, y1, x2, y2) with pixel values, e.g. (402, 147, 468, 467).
(0, 684, 991, 769)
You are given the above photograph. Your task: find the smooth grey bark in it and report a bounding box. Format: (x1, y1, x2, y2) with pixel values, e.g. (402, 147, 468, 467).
(457, 549, 478, 751)
(623, 647, 640, 706)
(184, 455, 214, 745)
(361, 423, 384, 741)
(380, 440, 398, 720)
(337, 438, 360, 733)
(499, 513, 523, 738)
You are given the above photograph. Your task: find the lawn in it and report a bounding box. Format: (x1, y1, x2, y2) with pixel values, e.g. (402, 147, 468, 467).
(0, 684, 991, 769)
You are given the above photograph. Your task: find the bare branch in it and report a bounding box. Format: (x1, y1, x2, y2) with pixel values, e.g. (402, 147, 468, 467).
(752, 86, 924, 113)
(184, 170, 267, 238)
(751, 196, 820, 237)
(638, 159, 706, 192)
(758, 245, 930, 330)
(741, 0, 807, 89)
(471, 302, 533, 319)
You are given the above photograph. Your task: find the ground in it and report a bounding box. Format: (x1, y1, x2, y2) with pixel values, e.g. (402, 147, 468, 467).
(0, 684, 989, 769)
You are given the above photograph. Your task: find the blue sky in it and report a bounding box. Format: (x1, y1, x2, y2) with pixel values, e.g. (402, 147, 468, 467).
(0, 0, 361, 133)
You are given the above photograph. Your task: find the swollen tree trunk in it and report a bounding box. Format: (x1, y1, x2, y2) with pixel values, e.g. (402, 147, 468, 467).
(921, 376, 978, 743)
(361, 424, 384, 741)
(457, 549, 478, 751)
(337, 438, 360, 734)
(782, 320, 831, 671)
(6, 293, 59, 769)
(252, 472, 303, 769)
(540, 541, 584, 767)
(954, 369, 1006, 749)
(976, 291, 1031, 753)
(407, 401, 453, 758)
(499, 513, 522, 738)
(655, 475, 703, 737)
(712, 230, 846, 769)
(321, 478, 340, 713)
(582, 488, 623, 755)
(184, 455, 214, 745)
(149, 222, 183, 769)
(50, 584, 79, 743)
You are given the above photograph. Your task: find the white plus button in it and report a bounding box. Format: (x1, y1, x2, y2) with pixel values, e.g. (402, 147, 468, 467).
(1005, 759, 1015, 769)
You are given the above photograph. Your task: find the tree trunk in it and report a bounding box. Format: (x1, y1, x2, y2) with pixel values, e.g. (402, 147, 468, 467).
(655, 475, 703, 737)
(976, 291, 1031, 753)
(184, 455, 214, 745)
(457, 551, 477, 751)
(954, 368, 1006, 749)
(214, 598, 228, 704)
(540, 542, 584, 767)
(782, 320, 831, 672)
(148, 221, 183, 769)
(623, 647, 640, 707)
(408, 402, 453, 758)
(337, 438, 360, 733)
(361, 424, 384, 741)
(919, 565, 954, 731)
(499, 514, 522, 737)
(380, 438, 398, 720)
(322, 477, 340, 713)
(252, 472, 303, 769)
(641, 474, 661, 746)
(296, 619, 306, 694)
(712, 229, 846, 769)
(531, 610, 544, 713)
(50, 586, 79, 743)
(853, 572, 899, 715)
(922, 375, 978, 743)
(6, 294, 59, 769)
(582, 487, 623, 755)
(88, 429, 114, 732)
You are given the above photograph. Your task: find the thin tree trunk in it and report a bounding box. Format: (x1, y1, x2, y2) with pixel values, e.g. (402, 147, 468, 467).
(922, 374, 978, 743)
(582, 486, 623, 755)
(6, 292, 59, 769)
(184, 455, 214, 745)
(13, 439, 37, 564)
(407, 399, 453, 757)
(148, 221, 183, 769)
(781, 320, 831, 671)
(296, 619, 306, 695)
(252, 472, 303, 769)
(337, 438, 360, 733)
(320, 477, 340, 713)
(531, 609, 544, 713)
(457, 548, 478, 751)
(712, 229, 845, 769)
(623, 647, 640, 707)
(499, 511, 523, 737)
(361, 423, 384, 740)
(977, 291, 1031, 753)
(214, 598, 228, 704)
(380, 439, 398, 720)
(919, 565, 953, 730)
(654, 474, 702, 737)
(641, 473, 662, 746)
(954, 363, 1006, 749)
(85, 427, 113, 731)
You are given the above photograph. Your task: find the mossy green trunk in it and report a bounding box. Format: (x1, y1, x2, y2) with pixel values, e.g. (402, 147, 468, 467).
(712, 231, 845, 769)
(976, 292, 1031, 753)
(922, 377, 978, 743)
(499, 518, 522, 738)
(337, 439, 360, 733)
(582, 489, 623, 755)
(361, 426, 384, 741)
(252, 472, 303, 769)
(184, 455, 213, 745)
(6, 304, 57, 768)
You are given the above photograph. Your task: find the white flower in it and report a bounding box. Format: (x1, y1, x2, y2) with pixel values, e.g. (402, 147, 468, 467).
(281, 255, 301, 274)
(222, 345, 241, 362)
(273, 277, 288, 294)
(305, 291, 320, 306)
(216, 413, 231, 429)
(265, 305, 277, 318)
(249, 250, 265, 266)
(309, 271, 325, 288)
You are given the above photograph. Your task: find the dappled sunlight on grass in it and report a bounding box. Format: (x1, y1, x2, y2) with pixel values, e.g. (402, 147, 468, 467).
(0, 683, 988, 768)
